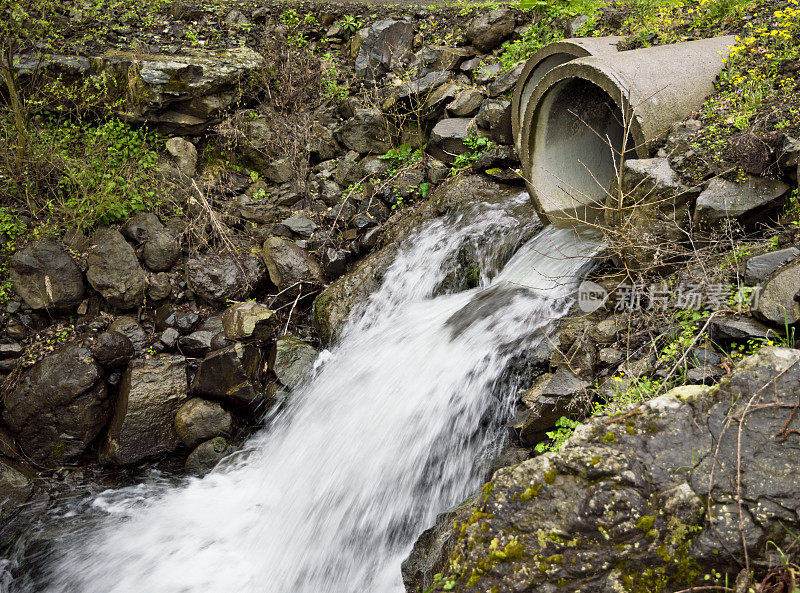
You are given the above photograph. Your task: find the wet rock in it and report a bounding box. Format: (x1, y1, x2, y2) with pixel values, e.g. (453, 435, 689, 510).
(488, 62, 525, 97)
(408, 347, 800, 593)
(90, 331, 135, 368)
(476, 98, 512, 145)
(270, 335, 318, 389)
(447, 88, 484, 118)
(422, 82, 459, 120)
(466, 8, 515, 52)
(159, 327, 180, 349)
(694, 176, 790, 228)
(335, 108, 391, 155)
(428, 118, 473, 165)
(186, 252, 266, 303)
(261, 237, 323, 290)
(174, 398, 233, 448)
(100, 355, 188, 465)
(191, 343, 266, 409)
(165, 137, 197, 178)
(744, 247, 799, 284)
(471, 146, 518, 172)
(185, 437, 236, 476)
(0, 460, 35, 523)
(142, 229, 181, 272)
(753, 259, 800, 325)
(3, 346, 110, 463)
(86, 228, 146, 309)
(154, 304, 201, 334)
(308, 123, 341, 162)
(108, 316, 148, 350)
(0, 342, 23, 359)
(280, 213, 318, 237)
(9, 240, 84, 312)
(222, 301, 277, 340)
(120, 212, 164, 244)
(517, 368, 590, 446)
(323, 248, 349, 280)
(427, 158, 450, 185)
(354, 19, 415, 82)
(177, 330, 215, 356)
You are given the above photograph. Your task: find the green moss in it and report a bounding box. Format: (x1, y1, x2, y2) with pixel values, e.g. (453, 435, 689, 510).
(51, 442, 67, 458)
(601, 431, 617, 443)
(590, 456, 602, 466)
(520, 482, 542, 502)
(637, 515, 655, 533)
(543, 470, 556, 484)
(625, 420, 637, 435)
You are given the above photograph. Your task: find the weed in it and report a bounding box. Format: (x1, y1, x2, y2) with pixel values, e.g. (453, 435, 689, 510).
(534, 416, 580, 453)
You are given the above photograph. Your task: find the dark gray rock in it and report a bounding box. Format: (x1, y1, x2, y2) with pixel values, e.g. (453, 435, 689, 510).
(264, 157, 294, 184)
(90, 331, 135, 368)
(221, 301, 277, 340)
(261, 237, 323, 290)
(100, 355, 187, 465)
(9, 240, 84, 312)
(471, 146, 518, 172)
(323, 248, 349, 280)
(191, 343, 267, 409)
(407, 347, 800, 593)
(428, 118, 473, 165)
(0, 460, 36, 524)
(142, 229, 181, 272)
(0, 342, 23, 359)
(154, 304, 201, 334)
(354, 19, 415, 82)
(174, 398, 233, 448)
(270, 335, 318, 389)
(148, 271, 172, 301)
(280, 213, 318, 237)
(185, 437, 236, 476)
(488, 62, 525, 97)
(744, 247, 799, 284)
(753, 259, 800, 325)
(120, 212, 164, 244)
(185, 252, 266, 302)
(159, 327, 180, 348)
(395, 71, 453, 102)
(465, 8, 515, 52)
(516, 368, 590, 446)
(447, 88, 484, 118)
(709, 316, 773, 342)
(473, 62, 501, 84)
(86, 228, 146, 309)
(335, 109, 391, 155)
(422, 82, 459, 120)
(694, 176, 790, 228)
(3, 346, 110, 463)
(108, 316, 148, 350)
(414, 45, 472, 76)
(177, 330, 215, 356)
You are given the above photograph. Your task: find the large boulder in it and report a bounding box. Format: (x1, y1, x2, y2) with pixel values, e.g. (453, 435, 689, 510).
(165, 137, 198, 178)
(185, 437, 236, 476)
(465, 8, 515, 52)
(100, 355, 188, 465)
(694, 176, 790, 228)
(185, 252, 266, 302)
(174, 398, 233, 448)
(269, 336, 318, 389)
(335, 108, 391, 155)
(744, 247, 799, 284)
(475, 98, 512, 145)
(86, 228, 146, 309)
(414, 45, 472, 76)
(261, 237, 323, 291)
(191, 343, 267, 409)
(3, 346, 110, 463)
(753, 259, 800, 325)
(120, 212, 164, 244)
(354, 19, 415, 82)
(9, 240, 84, 312)
(16, 48, 265, 134)
(0, 460, 36, 524)
(90, 331, 135, 368)
(407, 347, 800, 593)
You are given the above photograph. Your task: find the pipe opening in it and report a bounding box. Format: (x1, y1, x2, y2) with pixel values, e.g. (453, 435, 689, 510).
(528, 78, 635, 227)
(517, 53, 574, 135)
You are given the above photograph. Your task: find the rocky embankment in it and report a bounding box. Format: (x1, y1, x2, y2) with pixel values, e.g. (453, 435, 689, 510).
(2, 0, 800, 590)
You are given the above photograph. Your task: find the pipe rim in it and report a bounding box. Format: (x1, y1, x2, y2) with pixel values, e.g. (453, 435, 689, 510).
(510, 37, 623, 150)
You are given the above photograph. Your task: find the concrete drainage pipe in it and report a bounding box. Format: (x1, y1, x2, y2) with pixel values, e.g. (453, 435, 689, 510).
(510, 36, 622, 153)
(517, 36, 735, 226)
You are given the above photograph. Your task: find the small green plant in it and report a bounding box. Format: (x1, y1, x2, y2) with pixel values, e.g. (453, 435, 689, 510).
(450, 133, 495, 174)
(338, 14, 362, 39)
(534, 416, 580, 453)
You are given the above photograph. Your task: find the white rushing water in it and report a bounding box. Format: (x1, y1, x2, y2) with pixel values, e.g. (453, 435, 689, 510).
(9, 196, 600, 593)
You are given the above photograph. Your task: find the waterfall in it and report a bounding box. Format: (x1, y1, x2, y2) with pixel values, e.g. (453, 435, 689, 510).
(5, 194, 601, 593)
